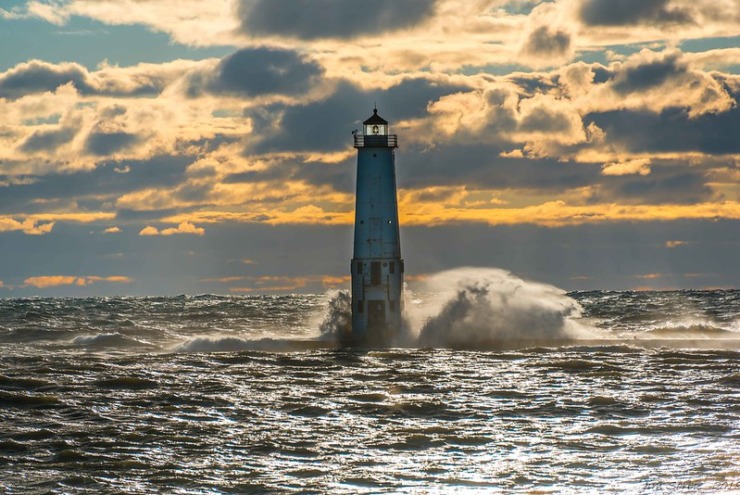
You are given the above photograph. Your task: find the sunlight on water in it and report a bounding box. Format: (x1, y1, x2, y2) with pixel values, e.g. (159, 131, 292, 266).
(0, 271, 738, 493)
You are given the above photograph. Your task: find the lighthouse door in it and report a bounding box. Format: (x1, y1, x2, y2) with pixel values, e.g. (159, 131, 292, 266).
(367, 300, 386, 332)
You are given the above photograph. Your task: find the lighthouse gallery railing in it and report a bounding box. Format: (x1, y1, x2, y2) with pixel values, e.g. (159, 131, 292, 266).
(354, 135, 398, 148)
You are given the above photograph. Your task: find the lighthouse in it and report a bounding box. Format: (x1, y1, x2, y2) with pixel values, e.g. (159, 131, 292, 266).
(350, 108, 403, 345)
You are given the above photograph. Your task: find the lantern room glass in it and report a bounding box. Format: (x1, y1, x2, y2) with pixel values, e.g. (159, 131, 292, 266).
(364, 124, 387, 136)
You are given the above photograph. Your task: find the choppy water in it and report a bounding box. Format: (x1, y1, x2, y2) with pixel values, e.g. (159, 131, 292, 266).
(1, 279, 739, 493)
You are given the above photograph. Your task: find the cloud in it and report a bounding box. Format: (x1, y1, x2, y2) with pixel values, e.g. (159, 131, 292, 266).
(230, 275, 310, 293)
(611, 51, 687, 94)
(0, 217, 55, 235)
(35, 0, 239, 46)
(161, 221, 205, 236)
(587, 103, 740, 155)
(237, 0, 437, 40)
(602, 158, 652, 176)
(0, 1, 70, 24)
(201, 276, 246, 283)
(188, 47, 324, 98)
(250, 77, 470, 153)
(85, 131, 140, 156)
(163, 198, 740, 228)
(0, 157, 191, 214)
(0, 60, 168, 100)
(521, 25, 572, 60)
(665, 240, 692, 248)
(579, 0, 694, 26)
(139, 221, 205, 236)
(23, 275, 133, 288)
(19, 126, 77, 153)
(103, 226, 121, 234)
(139, 225, 160, 236)
(224, 274, 350, 293)
(0, 60, 93, 100)
(321, 275, 350, 287)
(611, 171, 713, 205)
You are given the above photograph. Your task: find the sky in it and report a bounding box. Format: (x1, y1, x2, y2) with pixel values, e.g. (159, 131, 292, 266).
(0, 0, 738, 296)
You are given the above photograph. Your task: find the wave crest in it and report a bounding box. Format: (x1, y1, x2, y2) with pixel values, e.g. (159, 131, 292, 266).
(71, 333, 151, 349)
(175, 336, 333, 353)
(410, 268, 597, 347)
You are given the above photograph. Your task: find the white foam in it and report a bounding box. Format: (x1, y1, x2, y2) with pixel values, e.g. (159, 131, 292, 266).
(72, 333, 150, 348)
(407, 267, 600, 347)
(173, 336, 330, 353)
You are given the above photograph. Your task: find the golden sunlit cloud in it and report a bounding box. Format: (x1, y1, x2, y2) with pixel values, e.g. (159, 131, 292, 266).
(139, 222, 205, 236)
(215, 274, 352, 293)
(321, 275, 351, 287)
(602, 158, 652, 176)
(201, 276, 247, 283)
(666, 240, 692, 248)
(0, 217, 54, 235)
(0, 213, 117, 236)
(400, 200, 740, 227)
(103, 226, 121, 234)
(230, 275, 309, 293)
(163, 207, 353, 227)
(23, 275, 133, 288)
(159, 199, 740, 229)
(633, 274, 663, 280)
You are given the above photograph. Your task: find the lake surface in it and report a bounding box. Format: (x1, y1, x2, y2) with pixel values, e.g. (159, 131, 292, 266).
(1, 288, 738, 493)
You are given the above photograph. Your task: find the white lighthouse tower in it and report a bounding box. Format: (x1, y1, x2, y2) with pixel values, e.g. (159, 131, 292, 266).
(351, 108, 403, 345)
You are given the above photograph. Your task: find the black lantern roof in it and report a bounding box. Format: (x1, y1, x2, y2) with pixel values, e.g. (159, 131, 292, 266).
(363, 108, 388, 125)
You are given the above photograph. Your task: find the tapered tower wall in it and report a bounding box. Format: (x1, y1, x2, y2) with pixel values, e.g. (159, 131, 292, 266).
(350, 111, 403, 345)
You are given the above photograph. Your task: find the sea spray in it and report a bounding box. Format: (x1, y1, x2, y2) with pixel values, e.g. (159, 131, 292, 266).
(409, 268, 594, 347)
(318, 290, 352, 341)
(319, 268, 598, 347)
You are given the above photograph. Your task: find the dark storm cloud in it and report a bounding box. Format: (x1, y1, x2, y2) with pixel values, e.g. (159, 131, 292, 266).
(591, 162, 716, 205)
(587, 99, 740, 155)
(237, 0, 437, 40)
(522, 26, 571, 57)
(225, 156, 355, 193)
(519, 107, 574, 133)
(612, 53, 686, 94)
(398, 144, 602, 191)
(591, 65, 614, 84)
(579, 0, 694, 26)
(615, 172, 712, 204)
(250, 78, 470, 153)
(0, 61, 164, 100)
(0, 156, 190, 214)
(507, 73, 559, 96)
(19, 126, 77, 153)
(173, 134, 241, 155)
(294, 159, 354, 193)
(188, 48, 323, 98)
(85, 131, 141, 156)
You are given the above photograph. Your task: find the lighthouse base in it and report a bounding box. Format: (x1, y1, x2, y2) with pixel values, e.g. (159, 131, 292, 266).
(350, 258, 403, 347)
